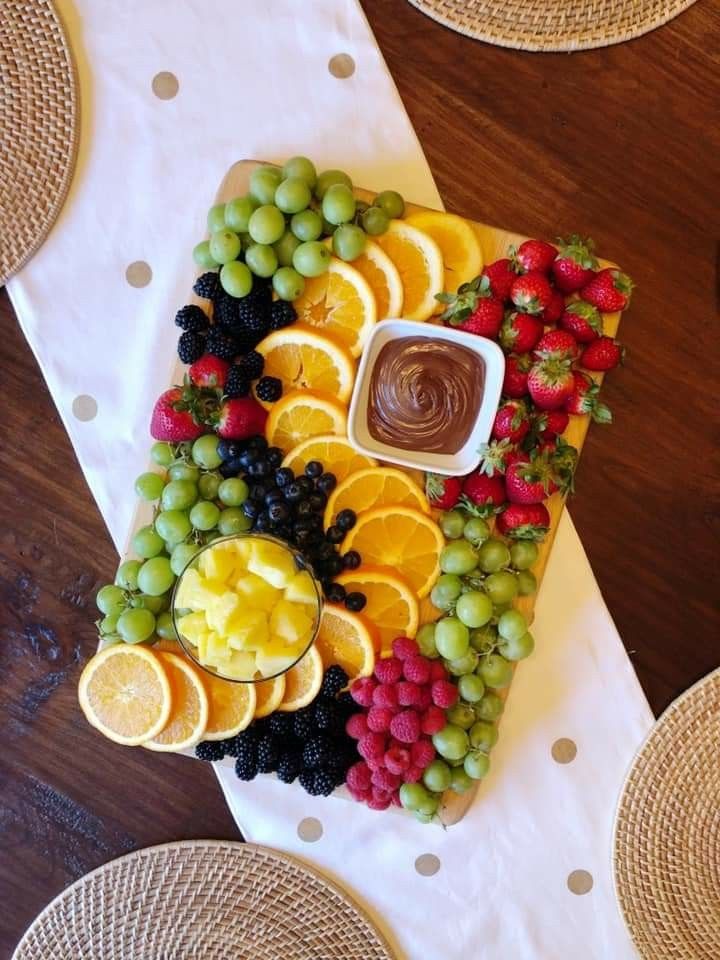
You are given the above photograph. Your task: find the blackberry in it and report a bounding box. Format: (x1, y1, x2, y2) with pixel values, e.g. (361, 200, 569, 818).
(256, 734, 278, 773)
(321, 665, 349, 698)
(313, 699, 336, 730)
(213, 291, 239, 329)
(312, 770, 336, 797)
(175, 304, 209, 332)
(336, 691, 356, 716)
(225, 365, 251, 399)
(235, 754, 258, 781)
(277, 753, 300, 784)
(237, 725, 259, 745)
(268, 712, 293, 737)
(270, 299, 297, 331)
(222, 737, 241, 758)
(237, 350, 264, 380)
(302, 734, 332, 770)
(193, 271, 219, 300)
(326, 754, 350, 786)
(177, 330, 205, 364)
(233, 327, 265, 353)
(292, 708, 314, 739)
(255, 376, 282, 403)
(206, 328, 238, 361)
(298, 770, 322, 796)
(195, 740, 225, 762)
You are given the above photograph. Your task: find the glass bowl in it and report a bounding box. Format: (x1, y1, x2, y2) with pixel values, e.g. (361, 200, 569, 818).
(171, 533, 322, 683)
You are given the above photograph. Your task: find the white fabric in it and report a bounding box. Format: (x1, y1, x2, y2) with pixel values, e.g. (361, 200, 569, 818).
(7, 1, 653, 956)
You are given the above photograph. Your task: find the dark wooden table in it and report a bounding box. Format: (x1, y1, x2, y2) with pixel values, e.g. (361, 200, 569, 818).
(1, 1, 718, 953)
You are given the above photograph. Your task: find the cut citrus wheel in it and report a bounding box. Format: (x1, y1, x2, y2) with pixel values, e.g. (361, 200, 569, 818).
(282, 434, 377, 482)
(144, 651, 209, 752)
(203, 671, 257, 739)
(253, 674, 286, 718)
(254, 325, 356, 408)
(405, 210, 483, 292)
(292, 258, 377, 357)
(265, 389, 347, 451)
(314, 605, 377, 682)
(78, 644, 171, 746)
(347, 240, 403, 321)
(374, 221, 444, 321)
(276, 644, 323, 712)
(324, 466, 429, 529)
(340, 506, 444, 598)
(336, 567, 419, 654)
(419, 594, 444, 626)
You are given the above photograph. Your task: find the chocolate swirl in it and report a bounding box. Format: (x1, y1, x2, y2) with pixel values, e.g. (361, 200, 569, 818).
(367, 336, 485, 455)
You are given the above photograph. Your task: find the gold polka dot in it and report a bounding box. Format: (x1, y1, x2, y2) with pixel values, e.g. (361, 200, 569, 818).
(72, 395, 97, 421)
(567, 869, 593, 895)
(152, 71, 179, 99)
(328, 53, 356, 79)
(414, 853, 440, 877)
(297, 817, 323, 842)
(552, 738, 577, 764)
(125, 261, 152, 288)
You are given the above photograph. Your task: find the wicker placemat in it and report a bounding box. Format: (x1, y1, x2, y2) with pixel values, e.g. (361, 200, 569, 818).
(407, 0, 698, 52)
(613, 668, 720, 959)
(0, 0, 79, 285)
(12, 840, 395, 959)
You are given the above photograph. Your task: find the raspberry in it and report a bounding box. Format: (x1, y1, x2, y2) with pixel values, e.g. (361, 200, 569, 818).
(365, 754, 385, 771)
(374, 657, 403, 684)
(431, 679, 458, 709)
(421, 705, 447, 735)
(389, 709, 421, 744)
(346, 761, 372, 793)
(411, 739, 436, 770)
(384, 743, 411, 775)
(392, 636, 419, 660)
(348, 784, 371, 803)
(415, 685, 433, 710)
(367, 706, 394, 733)
(371, 768, 402, 792)
(357, 732, 386, 761)
(429, 660, 448, 682)
(350, 676, 377, 707)
(396, 680, 421, 708)
(403, 765, 423, 783)
(345, 713, 369, 740)
(390, 790, 402, 806)
(402, 655, 432, 685)
(367, 790, 392, 811)
(372, 684, 399, 711)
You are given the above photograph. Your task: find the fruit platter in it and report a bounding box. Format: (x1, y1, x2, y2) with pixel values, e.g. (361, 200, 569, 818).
(78, 155, 631, 825)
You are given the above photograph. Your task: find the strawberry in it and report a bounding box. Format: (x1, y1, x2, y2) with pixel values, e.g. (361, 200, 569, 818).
(547, 435, 579, 493)
(552, 235, 599, 293)
(150, 388, 206, 442)
(581, 336, 625, 371)
(477, 438, 516, 477)
(496, 502, 550, 541)
(502, 354, 531, 398)
(436, 275, 503, 338)
(558, 301, 602, 343)
(580, 268, 634, 312)
(564, 371, 612, 423)
(527, 356, 574, 409)
(481, 258, 517, 300)
(509, 272, 553, 315)
(540, 288, 565, 325)
(532, 329, 579, 361)
(511, 239, 556, 275)
(425, 473, 462, 510)
(535, 409, 570, 438)
(458, 299, 504, 338)
(215, 396, 267, 439)
(505, 453, 558, 505)
(499, 312, 543, 353)
(189, 355, 230, 389)
(492, 399, 531, 443)
(461, 472, 506, 515)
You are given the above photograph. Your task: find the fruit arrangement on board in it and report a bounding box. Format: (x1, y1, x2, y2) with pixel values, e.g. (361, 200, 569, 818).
(78, 155, 632, 822)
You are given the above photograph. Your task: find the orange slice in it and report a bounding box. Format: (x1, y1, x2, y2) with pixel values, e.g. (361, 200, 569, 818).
(276, 644, 323, 712)
(336, 567, 419, 654)
(374, 221, 444, 321)
(324, 466, 429, 528)
(144, 651, 209, 752)
(265, 389, 347, 451)
(346, 240, 403, 321)
(341, 506, 444, 598)
(314, 605, 377, 682)
(78, 645, 171, 746)
(405, 210, 483, 293)
(253, 674, 287, 718)
(203, 671, 257, 740)
(254, 325, 356, 408)
(292, 258, 377, 357)
(282, 434, 377, 482)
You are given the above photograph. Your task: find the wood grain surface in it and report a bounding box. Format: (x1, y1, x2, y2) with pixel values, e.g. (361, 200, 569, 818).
(1, 1, 718, 953)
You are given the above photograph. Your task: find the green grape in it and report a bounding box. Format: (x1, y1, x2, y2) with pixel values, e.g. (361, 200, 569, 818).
(193, 241, 218, 269)
(161, 479, 198, 511)
(218, 507, 252, 536)
(478, 653, 513, 689)
(116, 559, 142, 591)
(439, 540, 478, 575)
(469, 720, 498, 752)
(430, 573, 462, 611)
(414, 811, 435, 824)
(117, 607, 156, 644)
(450, 767, 474, 794)
(248, 205, 286, 245)
(477, 538, 511, 573)
(218, 477, 249, 506)
(498, 631, 535, 661)
(224, 195, 257, 233)
(207, 203, 227, 232)
(448, 756, 466, 767)
(432, 724, 470, 761)
(99, 613, 120, 635)
(332, 223, 366, 261)
(169, 462, 199, 482)
(463, 516, 490, 547)
(517, 570, 537, 596)
(155, 610, 178, 641)
(322, 183, 356, 225)
(96, 584, 126, 616)
(198, 472, 221, 500)
(273, 230, 302, 267)
(497, 609, 528, 642)
(399, 781, 428, 811)
(446, 702, 476, 729)
(133, 525, 165, 559)
(293, 240, 331, 278)
(321, 217, 337, 236)
(134, 471, 165, 501)
(132, 592, 167, 614)
(355, 200, 370, 216)
(155, 510, 192, 545)
(283, 155, 317, 188)
(374, 190, 405, 219)
(209, 228, 241, 264)
(191, 435, 222, 470)
(475, 692, 504, 722)
(151, 441, 174, 467)
(416, 792, 440, 817)
(455, 591, 493, 628)
(423, 758, 452, 792)
(446, 650, 479, 677)
(464, 750, 490, 780)
(290, 209, 322, 242)
(470, 623, 498, 654)
(315, 168, 352, 199)
(220, 260, 253, 297)
(510, 540, 538, 570)
(137, 557, 175, 597)
(170, 542, 200, 576)
(458, 673, 485, 702)
(273, 266, 305, 301)
(434, 617, 470, 660)
(249, 164, 282, 205)
(204, 531, 222, 543)
(440, 509, 466, 539)
(98, 635, 123, 650)
(416, 623, 439, 658)
(275, 177, 312, 214)
(190, 500, 221, 531)
(361, 205, 389, 236)
(484, 570, 518, 605)
(245, 243, 278, 278)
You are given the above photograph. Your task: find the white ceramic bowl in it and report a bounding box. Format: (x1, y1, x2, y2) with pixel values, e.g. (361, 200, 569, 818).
(348, 319, 505, 477)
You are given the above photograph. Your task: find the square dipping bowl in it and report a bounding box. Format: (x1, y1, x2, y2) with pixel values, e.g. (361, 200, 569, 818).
(348, 319, 505, 477)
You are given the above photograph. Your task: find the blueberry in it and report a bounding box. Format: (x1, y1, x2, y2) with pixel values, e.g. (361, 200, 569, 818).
(325, 524, 344, 544)
(336, 509, 357, 532)
(305, 460, 323, 479)
(316, 541, 334, 561)
(250, 483, 267, 502)
(254, 513, 271, 532)
(345, 591, 366, 612)
(242, 500, 259, 519)
(324, 555, 344, 577)
(296, 499, 314, 518)
(247, 436, 268, 452)
(248, 459, 270, 477)
(316, 473, 337, 494)
(342, 550, 361, 570)
(218, 439, 242, 461)
(307, 492, 327, 512)
(264, 487, 284, 505)
(266, 447, 283, 468)
(268, 501, 291, 523)
(219, 458, 243, 478)
(325, 582, 346, 603)
(284, 482, 304, 503)
(296, 476, 313, 496)
(275, 467, 294, 488)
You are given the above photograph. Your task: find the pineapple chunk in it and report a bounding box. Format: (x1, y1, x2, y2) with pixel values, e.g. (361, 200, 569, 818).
(199, 545, 237, 583)
(226, 609, 269, 651)
(247, 540, 297, 589)
(204, 630, 231, 666)
(175, 568, 204, 610)
(234, 572, 280, 613)
(270, 599, 314, 647)
(255, 645, 304, 678)
(231, 537, 253, 568)
(204, 590, 241, 634)
(283, 570, 318, 607)
(221, 650, 258, 681)
(177, 610, 208, 644)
